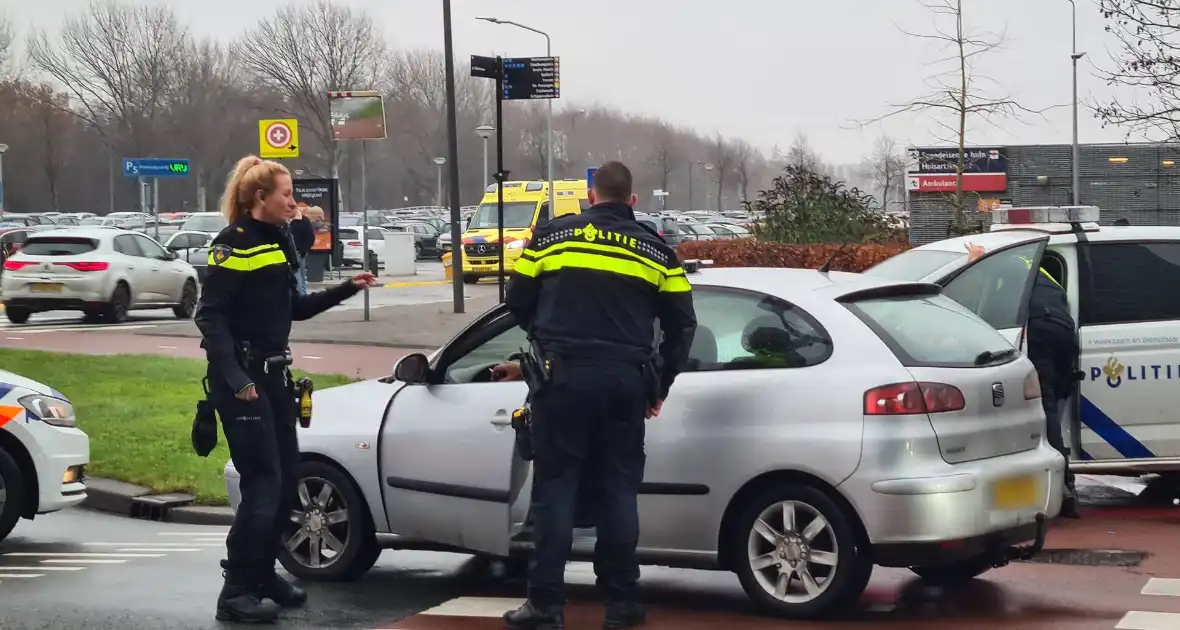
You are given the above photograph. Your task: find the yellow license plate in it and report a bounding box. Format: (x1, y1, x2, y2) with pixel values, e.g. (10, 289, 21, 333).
(29, 283, 63, 293)
(991, 475, 1038, 509)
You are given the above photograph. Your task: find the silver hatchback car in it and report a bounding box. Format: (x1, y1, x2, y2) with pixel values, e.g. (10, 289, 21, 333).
(225, 267, 1063, 618)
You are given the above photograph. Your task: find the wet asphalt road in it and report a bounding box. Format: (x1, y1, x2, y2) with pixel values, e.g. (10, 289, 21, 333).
(0, 509, 472, 629)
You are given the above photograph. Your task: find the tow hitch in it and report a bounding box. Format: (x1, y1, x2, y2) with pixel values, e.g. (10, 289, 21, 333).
(990, 513, 1047, 568)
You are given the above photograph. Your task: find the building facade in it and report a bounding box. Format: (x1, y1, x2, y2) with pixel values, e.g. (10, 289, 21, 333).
(907, 142, 1180, 245)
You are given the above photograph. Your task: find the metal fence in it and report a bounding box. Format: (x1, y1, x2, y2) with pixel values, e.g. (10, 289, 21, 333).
(908, 143, 1180, 245)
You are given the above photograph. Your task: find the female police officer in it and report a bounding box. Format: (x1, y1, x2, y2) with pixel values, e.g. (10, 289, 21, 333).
(196, 155, 375, 623)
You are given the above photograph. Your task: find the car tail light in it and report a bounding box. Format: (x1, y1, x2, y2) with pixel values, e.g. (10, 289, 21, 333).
(346, 241, 362, 246)
(1024, 370, 1042, 399)
(864, 382, 966, 415)
(2, 259, 32, 271)
(55, 261, 109, 272)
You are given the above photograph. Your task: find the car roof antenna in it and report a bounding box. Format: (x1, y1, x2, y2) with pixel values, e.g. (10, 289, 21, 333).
(818, 245, 848, 275)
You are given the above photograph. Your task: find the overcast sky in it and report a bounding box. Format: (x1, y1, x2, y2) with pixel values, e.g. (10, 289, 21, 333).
(11, 0, 1142, 163)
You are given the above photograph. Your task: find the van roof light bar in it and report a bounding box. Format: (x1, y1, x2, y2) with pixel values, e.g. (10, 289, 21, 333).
(991, 205, 1100, 225)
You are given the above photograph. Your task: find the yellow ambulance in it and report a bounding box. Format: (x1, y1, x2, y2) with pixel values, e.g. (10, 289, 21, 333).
(460, 179, 589, 283)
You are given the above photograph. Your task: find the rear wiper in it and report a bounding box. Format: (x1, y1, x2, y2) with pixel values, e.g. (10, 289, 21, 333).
(974, 348, 1018, 366)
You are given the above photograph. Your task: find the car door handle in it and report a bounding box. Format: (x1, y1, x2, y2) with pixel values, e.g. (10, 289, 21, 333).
(490, 410, 511, 428)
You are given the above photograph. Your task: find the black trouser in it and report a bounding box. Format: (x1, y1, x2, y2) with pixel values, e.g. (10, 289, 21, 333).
(210, 363, 298, 578)
(1028, 317, 1077, 490)
(527, 358, 648, 607)
(1039, 381, 1075, 488)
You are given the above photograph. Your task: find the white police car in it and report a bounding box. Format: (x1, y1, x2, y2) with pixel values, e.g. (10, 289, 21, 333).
(0, 370, 89, 541)
(866, 205, 1180, 478)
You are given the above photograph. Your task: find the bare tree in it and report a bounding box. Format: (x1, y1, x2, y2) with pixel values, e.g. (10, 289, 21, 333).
(857, 0, 1040, 228)
(866, 136, 906, 212)
(233, 0, 387, 179)
(1097, 1, 1180, 138)
(0, 11, 15, 78)
(28, 0, 189, 155)
(729, 139, 758, 203)
(647, 123, 682, 197)
(706, 134, 735, 211)
(785, 132, 824, 172)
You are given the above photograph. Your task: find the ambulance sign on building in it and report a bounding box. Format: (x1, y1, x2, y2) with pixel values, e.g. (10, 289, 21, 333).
(906, 146, 1008, 193)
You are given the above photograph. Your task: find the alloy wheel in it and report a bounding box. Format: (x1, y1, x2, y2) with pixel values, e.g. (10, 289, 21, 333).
(0, 469, 7, 516)
(285, 477, 352, 569)
(747, 499, 840, 604)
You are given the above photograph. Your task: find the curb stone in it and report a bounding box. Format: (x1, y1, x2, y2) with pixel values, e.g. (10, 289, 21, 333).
(82, 476, 234, 526)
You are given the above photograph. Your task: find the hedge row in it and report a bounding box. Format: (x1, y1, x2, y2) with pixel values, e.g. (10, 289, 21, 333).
(677, 238, 912, 273)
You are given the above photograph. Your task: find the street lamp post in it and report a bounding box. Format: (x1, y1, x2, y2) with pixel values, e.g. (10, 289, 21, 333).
(433, 157, 447, 208)
(0, 144, 7, 216)
(477, 17, 554, 215)
(476, 125, 495, 191)
(703, 162, 715, 211)
(1067, 0, 1084, 206)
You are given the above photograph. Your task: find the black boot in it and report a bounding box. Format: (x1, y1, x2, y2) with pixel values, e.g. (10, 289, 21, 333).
(1060, 482, 1081, 519)
(603, 601, 646, 629)
(502, 600, 564, 630)
(216, 566, 280, 623)
(259, 571, 307, 608)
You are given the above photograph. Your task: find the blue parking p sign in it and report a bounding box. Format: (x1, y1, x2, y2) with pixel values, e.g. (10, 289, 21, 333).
(586, 167, 598, 190)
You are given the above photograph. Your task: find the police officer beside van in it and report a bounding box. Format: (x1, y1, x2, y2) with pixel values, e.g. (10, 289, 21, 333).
(196, 155, 376, 623)
(497, 161, 697, 630)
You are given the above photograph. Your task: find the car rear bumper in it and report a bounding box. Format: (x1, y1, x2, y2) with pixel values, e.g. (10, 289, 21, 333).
(842, 417, 1065, 548)
(1, 274, 108, 308)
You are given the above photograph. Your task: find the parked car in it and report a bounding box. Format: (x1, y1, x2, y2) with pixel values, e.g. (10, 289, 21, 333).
(1, 228, 200, 324)
(435, 221, 467, 257)
(337, 226, 388, 268)
(0, 214, 54, 228)
(179, 212, 227, 236)
(0, 368, 90, 543)
(382, 221, 440, 258)
(223, 266, 1062, 619)
(0, 227, 33, 263)
(681, 223, 719, 241)
(708, 223, 752, 239)
(634, 213, 684, 246)
(163, 230, 214, 281)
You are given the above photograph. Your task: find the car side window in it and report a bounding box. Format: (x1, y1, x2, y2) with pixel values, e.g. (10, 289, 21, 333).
(367, 229, 384, 241)
(169, 234, 194, 249)
(133, 234, 169, 260)
(683, 287, 833, 372)
(441, 316, 528, 384)
(941, 241, 1043, 330)
(114, 234, 143, 256)
(1081, 242, 1180, 325)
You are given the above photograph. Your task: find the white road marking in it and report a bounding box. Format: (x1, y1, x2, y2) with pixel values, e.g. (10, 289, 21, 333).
(157, 345, 177, 350)
(1, 324, 159, 334)
(193, 538, 225, 543)
(5, 552, 165, 558)
(157, 531, 228, 537)
(1117, 611, 1180, 629)
(5, 336, 23, 340)
(420, 597, 526, 617)
(41, 563, 125, 568)
(0, 566, 84, 571)
(302, 355, 322, 360)
(1142, 578, 1180, 596)
(0, 573, 43, 578)
(115, 548, 201, 552)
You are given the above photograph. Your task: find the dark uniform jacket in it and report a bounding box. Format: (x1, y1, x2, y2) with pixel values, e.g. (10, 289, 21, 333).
(194, 215, 359, 394)
(505, 201, 698, 399)
(289, 216, 315, 258)
(1026, 270, 1078, 399)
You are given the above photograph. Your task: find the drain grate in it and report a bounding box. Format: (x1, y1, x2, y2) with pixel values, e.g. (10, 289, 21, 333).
(1020, 548, 1146, 567)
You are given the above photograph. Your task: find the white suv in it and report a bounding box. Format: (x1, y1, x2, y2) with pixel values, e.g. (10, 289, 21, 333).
(1, 228, 200, 324)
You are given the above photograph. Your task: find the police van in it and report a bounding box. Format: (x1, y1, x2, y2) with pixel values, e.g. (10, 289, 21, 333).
(865, 206, 1180, 478)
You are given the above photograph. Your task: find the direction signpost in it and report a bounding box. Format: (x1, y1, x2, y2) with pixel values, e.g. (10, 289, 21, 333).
(470, 54, 561, 303)
(258, 119, 300, 160)
(122, 158, 190, 240)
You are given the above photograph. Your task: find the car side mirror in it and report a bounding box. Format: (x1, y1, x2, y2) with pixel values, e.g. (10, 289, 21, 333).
(393, 353, 430, 384)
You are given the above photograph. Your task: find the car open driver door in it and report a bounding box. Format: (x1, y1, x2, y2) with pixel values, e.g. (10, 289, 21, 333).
(379, 308, 532, 556)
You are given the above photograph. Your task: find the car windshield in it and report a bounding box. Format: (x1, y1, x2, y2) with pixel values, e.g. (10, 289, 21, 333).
(721, 224, 749, 234)
(181, 215, 227, 232)
(845, 294, 1016, 368)
(691, 224, 717, 235)
(468, 201, 537, 229)
(863, 250, 963, 281)
(20, 237, 99, 256)
(339, 215, 362, 227)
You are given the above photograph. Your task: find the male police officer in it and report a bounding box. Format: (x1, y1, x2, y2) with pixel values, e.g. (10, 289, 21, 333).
(968, 243, 1080, 518)
(498, 161, 697, 630)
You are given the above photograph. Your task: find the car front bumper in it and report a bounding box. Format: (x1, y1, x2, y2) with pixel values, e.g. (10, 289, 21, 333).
(9, 418, 90, 514)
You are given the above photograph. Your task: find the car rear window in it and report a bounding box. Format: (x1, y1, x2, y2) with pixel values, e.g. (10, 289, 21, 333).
(863, 250, 963, 281)
(20, 237, 99, 256)
(339, 228, 360, 239)
(845, 294, 1017, 368)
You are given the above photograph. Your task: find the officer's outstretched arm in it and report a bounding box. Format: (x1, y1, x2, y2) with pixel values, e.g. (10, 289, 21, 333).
(194, 253, 252, 394)
(654, 255, 698, 400)
(291, 280, 361, 321)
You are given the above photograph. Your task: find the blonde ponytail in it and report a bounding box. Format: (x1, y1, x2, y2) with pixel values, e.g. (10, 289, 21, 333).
(220, 155, 290, 223)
